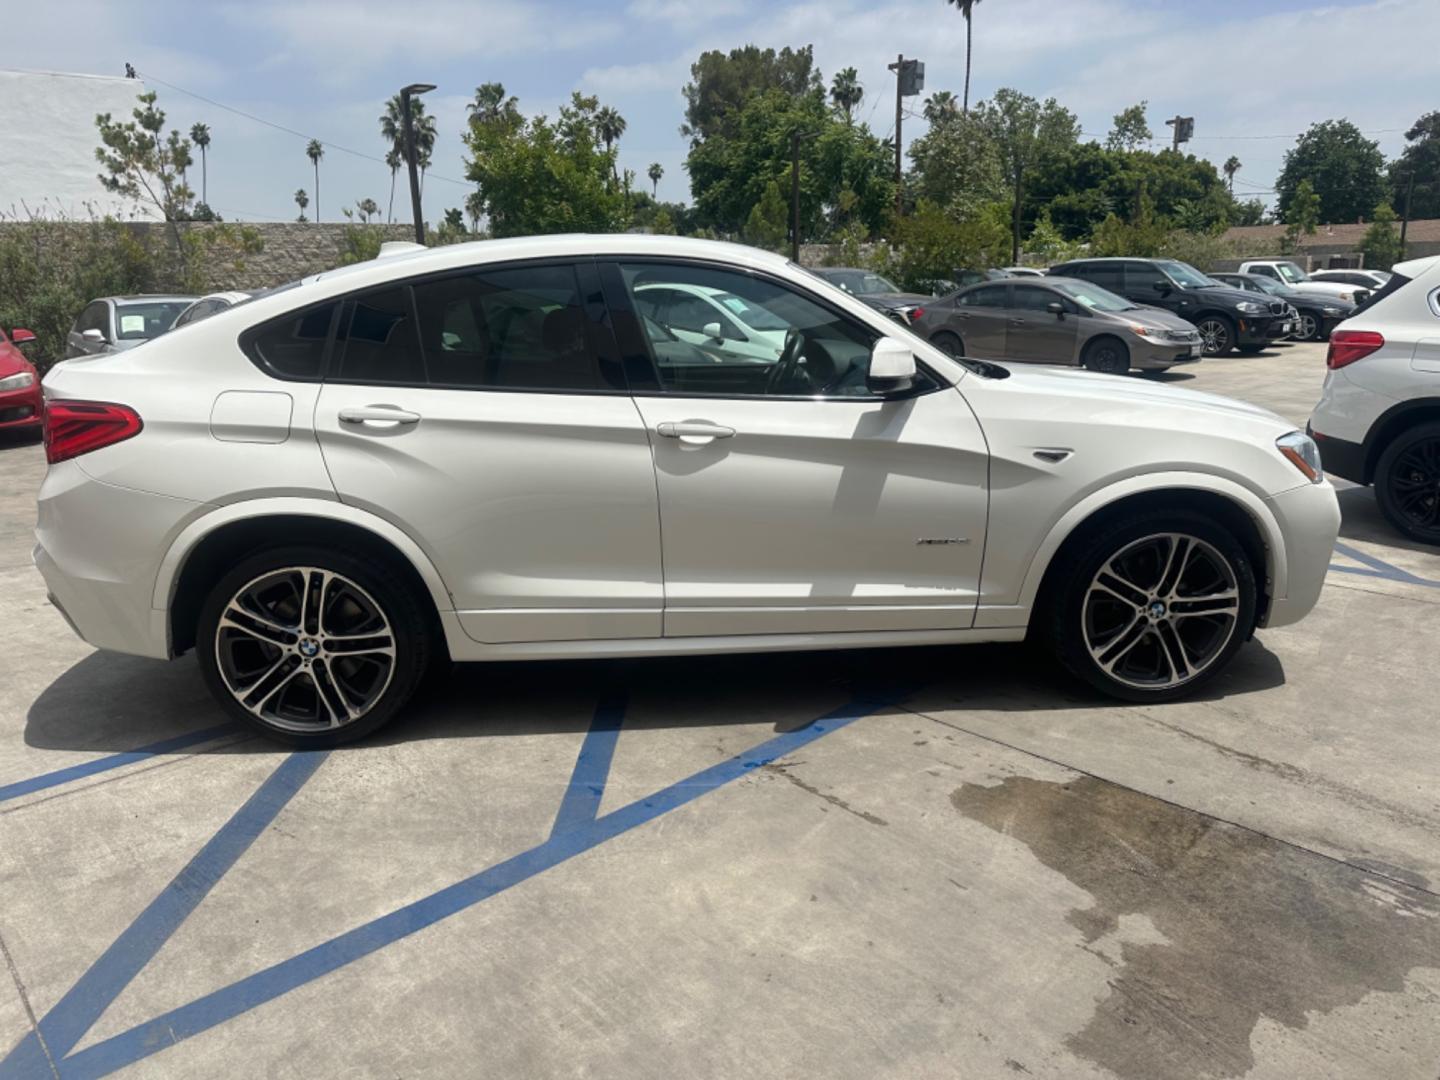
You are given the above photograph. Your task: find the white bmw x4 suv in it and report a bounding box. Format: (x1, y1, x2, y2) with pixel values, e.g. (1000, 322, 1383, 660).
(35, 236, 1340, 745)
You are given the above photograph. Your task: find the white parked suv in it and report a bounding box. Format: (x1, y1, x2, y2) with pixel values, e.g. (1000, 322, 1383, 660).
(35, 236, 1340, 746)
(1310, 254, 1440, 544)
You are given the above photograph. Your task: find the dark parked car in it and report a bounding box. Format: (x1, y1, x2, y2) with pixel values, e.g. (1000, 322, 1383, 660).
(913, 276, 1203, 373)
(1208, 272, 1354, 341)
(1048, 258, 1296, 355)
(808, 267, 933, 325)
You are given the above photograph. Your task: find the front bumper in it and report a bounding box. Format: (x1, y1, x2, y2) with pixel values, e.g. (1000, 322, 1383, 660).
(34, 460, 206, 659)
(1132, 338, 1203, 370)
(1262, 480, 1341, 628)
(0, 382, 42, 429)
(1236, 315, 1287, 345)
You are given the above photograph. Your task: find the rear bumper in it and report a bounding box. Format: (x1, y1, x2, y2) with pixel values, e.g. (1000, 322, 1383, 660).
(34, 460, 206, 659)
(1262, 480, 1341, 628)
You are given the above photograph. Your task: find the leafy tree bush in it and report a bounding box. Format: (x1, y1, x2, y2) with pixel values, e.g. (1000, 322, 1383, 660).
(1359, 203, 1403, 271)
(1276, 120, 1386, 225)
(873, 200, 1009, 292)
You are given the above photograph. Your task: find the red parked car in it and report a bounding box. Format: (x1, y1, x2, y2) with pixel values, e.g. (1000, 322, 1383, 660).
(0, 326, 43, 435)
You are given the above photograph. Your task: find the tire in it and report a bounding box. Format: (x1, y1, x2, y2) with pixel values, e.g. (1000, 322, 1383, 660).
(1195, 315, 1235, 355)
(930, 330, 964, 359)
(197, 545, 433, 747)
(1082, 336, 1129, 375)
(1044, 510, 1258, 704)
(1374, 421, 1440, 546)
(1296, 311, 1320, 341)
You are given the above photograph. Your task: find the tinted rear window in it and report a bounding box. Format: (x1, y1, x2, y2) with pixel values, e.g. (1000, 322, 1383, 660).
(243, 303, 337, 380)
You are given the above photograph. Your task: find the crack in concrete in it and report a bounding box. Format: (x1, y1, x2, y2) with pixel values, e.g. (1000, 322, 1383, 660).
(762, 762, 888, 826)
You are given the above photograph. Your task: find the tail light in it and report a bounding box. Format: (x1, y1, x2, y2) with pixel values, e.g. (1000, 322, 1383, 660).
(1326, 329, 1384, 370)
(44, 400, 143, 464)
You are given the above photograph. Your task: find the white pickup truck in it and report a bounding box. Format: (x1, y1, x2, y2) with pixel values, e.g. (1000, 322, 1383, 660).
(1237, 260, 1371, 305)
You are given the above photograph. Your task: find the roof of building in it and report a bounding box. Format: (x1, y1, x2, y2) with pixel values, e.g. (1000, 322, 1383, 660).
(1220, 219, 1440, 249)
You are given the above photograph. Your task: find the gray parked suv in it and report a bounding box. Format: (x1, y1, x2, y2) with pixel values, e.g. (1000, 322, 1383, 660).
(913, 276, 1203, 373)
(65, 295, 196, 359)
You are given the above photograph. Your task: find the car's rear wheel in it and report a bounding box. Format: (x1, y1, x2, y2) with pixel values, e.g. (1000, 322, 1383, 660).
(930, 330, 964, 359)
(1196, 316, 1235, 355)
(1374, 422, 1440, 546)
(1297, 311, 1320, 341)
(197, 546, 432, 746)
(1045, 511, 1257, 703)
(1082, 336, 1129, 375)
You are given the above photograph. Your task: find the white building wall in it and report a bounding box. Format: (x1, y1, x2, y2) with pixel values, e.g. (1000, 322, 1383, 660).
(0, 69, 154, 221)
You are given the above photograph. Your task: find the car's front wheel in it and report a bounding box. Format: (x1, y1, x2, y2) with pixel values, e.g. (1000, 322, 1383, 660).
(1046, 511, 1257, 703)
(1196, 315, 1235, 355)
(1082, 336, 1129, 375)
(197, 546, 433, 746)
(1297, 311, 1320, 341)
(1374, 421, 1440, 546)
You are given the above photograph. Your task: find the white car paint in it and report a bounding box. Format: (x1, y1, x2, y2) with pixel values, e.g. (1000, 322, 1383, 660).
(35, 234, 1338, 702)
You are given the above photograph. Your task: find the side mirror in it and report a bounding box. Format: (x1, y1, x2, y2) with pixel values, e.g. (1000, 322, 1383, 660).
(10, 328, 36, 346)
(868, 337, 917, 395)
(1046, 301, 1065, 318)
(1152, 281, 1172, 296)
(81, 328, 106, 343)
(702, 321, 724, 342)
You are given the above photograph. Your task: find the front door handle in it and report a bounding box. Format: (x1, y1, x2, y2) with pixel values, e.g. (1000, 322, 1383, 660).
(338, 405, 422, 428)
(656, 420, 735, 445)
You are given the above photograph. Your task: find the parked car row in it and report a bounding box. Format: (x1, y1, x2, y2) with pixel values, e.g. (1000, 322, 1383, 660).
(62, 291, 255, 360)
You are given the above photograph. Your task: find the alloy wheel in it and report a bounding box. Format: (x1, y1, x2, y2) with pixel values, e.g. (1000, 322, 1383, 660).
(1385, 436, 1440, 538)
(1082, 533, 1240, 691)
(1197, 318, 1231, 355)
(214, 567, 397, 732)
(1298, 313, 1318, 340)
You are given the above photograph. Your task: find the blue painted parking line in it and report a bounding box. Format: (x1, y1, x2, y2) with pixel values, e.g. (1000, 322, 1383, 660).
(0, 724, 239, 806)
(1330, 541, 1440, 588)
(2, 688, 908, 1079)
(0, 751, 328, 1080)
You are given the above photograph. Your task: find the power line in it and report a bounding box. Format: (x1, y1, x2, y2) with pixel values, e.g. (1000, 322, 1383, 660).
(135, 68, 473, 189)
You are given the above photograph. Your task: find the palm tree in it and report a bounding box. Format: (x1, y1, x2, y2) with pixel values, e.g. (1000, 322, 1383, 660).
(595, 106, 626, 184)
(294, 188, 309, 222)
(414, 110, 437, 196)
(924, 90, 958, 125)
(190, 122, 211, 206)
(1223, 155, 1242, 194)
(830, 68, 863, 124)
(305, 140, 324, 222)
(356, 198, 379, 223)
(382, 95, 437, 197)
(945, 0, 983, 112)
(647, 162, 664, 198)
(464, 190, 484, 232)
(385, 147, 402, 222)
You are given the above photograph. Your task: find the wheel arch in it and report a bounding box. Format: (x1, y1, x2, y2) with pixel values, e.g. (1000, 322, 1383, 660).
(1362, 398, 1440, 484)
(157, 499, 454, 657)
(1019, 474, 1282, 632)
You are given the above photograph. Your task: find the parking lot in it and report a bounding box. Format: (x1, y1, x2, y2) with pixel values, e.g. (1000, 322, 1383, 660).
(2, 340, 1439, 1079)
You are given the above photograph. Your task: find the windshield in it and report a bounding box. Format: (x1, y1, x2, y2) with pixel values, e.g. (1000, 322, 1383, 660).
(1155, 260, 1214, 289)
(1273, 261, 1308, 284)
(1246, 276, 1285, 296)
(114, 302, 191, 341)
(712, 291, 789, 332)
(1051, 280, 1136, 312)
(820, 269, 902, 296)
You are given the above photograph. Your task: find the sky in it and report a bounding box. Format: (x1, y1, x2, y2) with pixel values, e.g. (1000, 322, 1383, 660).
(5, 0, 1436, 227)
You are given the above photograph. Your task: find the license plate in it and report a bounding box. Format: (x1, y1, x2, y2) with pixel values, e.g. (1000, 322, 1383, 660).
(1188, 344, 1202, 358)
(1283, 321, 1297, 334)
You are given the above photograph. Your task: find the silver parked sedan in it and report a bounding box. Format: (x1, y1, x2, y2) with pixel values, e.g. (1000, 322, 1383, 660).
(915, 276, 1203, 374)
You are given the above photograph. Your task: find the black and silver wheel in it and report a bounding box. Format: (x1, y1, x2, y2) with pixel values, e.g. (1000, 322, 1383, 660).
(930, 330, 964, 359)
(1196, 316, 1234, 355)
(197, 547, 431, 746)
(1375, 422, 1440, 546)
(1082, 337, 1129, 375)
(1297, 311, 1320, 341)
(1046, 511, 1257, 702)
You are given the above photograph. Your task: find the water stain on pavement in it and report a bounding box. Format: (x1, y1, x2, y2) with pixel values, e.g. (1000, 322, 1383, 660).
(951, 775, 1440, 1080)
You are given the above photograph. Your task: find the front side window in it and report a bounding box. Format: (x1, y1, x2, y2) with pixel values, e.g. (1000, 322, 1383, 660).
(1072, 263, 1124, 292)
(1153, 260, 1212, 289)
(1125, 262, 1172, 294)
(336, 287, 425, 384)
(1012, 286, 1064, 312)
(615, 262, 907, 398)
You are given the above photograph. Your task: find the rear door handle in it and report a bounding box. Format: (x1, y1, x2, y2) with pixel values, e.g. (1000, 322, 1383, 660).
(338, 405, 422, 428)
(656, 421, 735, 445)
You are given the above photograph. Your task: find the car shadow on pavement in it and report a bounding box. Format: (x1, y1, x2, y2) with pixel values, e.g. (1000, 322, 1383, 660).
(24, 636, 1288, 755)
(1335, 485, 1440, 557)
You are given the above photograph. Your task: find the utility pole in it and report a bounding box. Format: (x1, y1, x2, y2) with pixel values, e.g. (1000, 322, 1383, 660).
(1399, 169, 1416, 258)
(400, 82, 436, 245)
(1164, 115, 1194, 153)
(891, 53, 904, 218)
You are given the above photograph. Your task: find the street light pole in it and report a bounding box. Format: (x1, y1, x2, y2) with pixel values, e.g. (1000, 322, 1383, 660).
(400, 82, 436, 245)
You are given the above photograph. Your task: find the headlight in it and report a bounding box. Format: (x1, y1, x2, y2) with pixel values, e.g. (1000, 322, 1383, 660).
(1276, 431, 1323, 484)
(0, 371, 35, 391)
(1235, 301, 1266, 314)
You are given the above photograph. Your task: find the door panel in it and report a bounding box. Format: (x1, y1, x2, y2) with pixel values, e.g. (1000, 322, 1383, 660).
(944, 284, 1010, 358)
(1005, 287, 1079, 364)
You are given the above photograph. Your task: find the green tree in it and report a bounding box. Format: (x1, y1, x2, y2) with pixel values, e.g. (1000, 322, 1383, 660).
(877, 199, 1009, 291)
(1276, 119, 1385, 224)
(1105, 101, 1151, 152)
(1281, 177, 1321, 254)
(306, 139, 324, 222)
(1359, 202, 1403, 270)
(682, 45, 820, 142)
(384, 147, 402, 222)
(944, 0, 983, 113)
(355, 197, 379, 223)
(94, 91, 194, 223)
(908, 109, 1004, 219)
(463, 91, 628, 237)
(1231, 197, 1265, 226)
(647, 161, 664, 197)
(294, 188, 309, 222)
(830, 67, 863, 123)
(971, 88, 1080, 262)
(1388, 112, 1440, 219)
(743, 179, 788, 252)
(595, 105, 627, 183)
(1223, 154, 1241, 193)
(189, 122, 211, 206)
